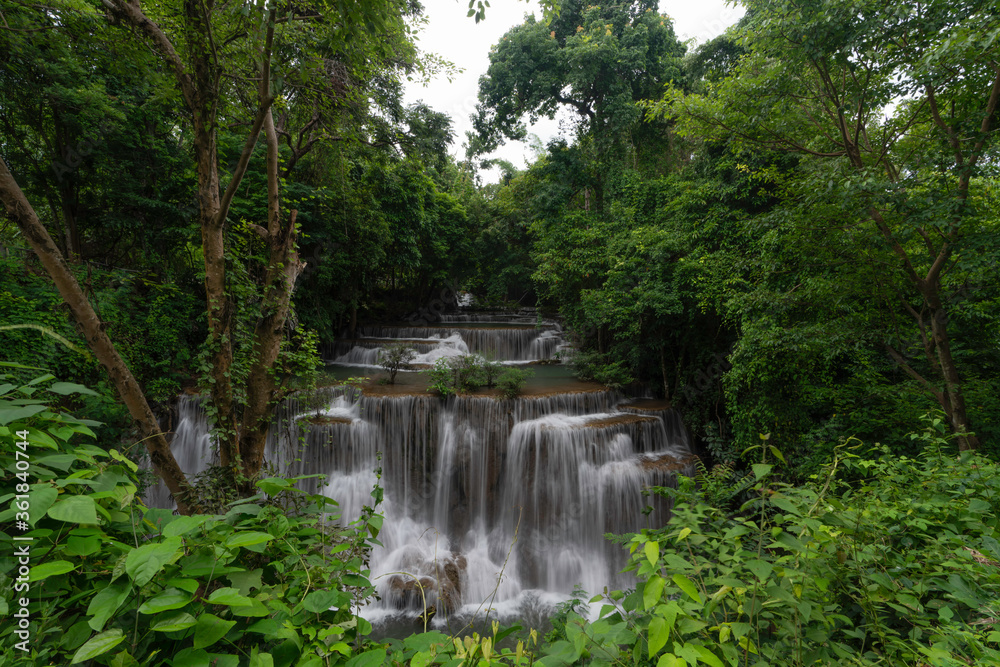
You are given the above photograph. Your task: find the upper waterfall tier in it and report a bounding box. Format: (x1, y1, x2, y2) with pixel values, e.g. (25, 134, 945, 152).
(328, 323, 564, 364)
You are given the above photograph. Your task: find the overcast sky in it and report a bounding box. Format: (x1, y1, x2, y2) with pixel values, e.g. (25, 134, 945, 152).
(402, 0, 745, 178)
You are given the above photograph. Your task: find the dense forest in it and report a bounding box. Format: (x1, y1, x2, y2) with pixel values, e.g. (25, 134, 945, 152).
(2, 0, 1000, 665)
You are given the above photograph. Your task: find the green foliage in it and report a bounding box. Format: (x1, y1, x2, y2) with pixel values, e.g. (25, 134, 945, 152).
(383, 622, 541, 666)
(0, 376, 383, 666)
(571, 350, 634, 390)
(425, 358, 457, 397)
(541, 419, 1000, 666)
(424, 356, 532, 398)
(377, 345, 417, 384)
(481, 358, 504, 388)
(496, 367, 532, 400)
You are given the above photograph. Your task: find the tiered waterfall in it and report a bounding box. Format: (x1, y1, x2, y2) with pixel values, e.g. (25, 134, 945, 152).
(148, 313, 694, 626)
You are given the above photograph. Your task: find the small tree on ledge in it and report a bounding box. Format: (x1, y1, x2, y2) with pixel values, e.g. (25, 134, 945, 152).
(378, 345, 417, 384)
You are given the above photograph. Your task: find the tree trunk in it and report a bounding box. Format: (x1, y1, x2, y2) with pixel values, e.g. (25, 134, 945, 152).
(239, 107, 303, 488)
(922, 284, 979, 450)
(0, 157, 199, 514)
(660, 345, 670, 401)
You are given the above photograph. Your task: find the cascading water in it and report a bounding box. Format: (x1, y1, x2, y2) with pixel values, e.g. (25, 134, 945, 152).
(331, 321, 565, 364)
(149, 310, 694, 627)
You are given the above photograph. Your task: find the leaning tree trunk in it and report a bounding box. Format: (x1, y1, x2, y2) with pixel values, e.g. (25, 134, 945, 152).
(0, 157, 199, 514)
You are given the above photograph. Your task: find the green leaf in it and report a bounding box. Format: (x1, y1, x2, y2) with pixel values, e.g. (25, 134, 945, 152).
(34, 454, 77, 471)
(48, 495, 99, 524)
(151, 611, 197, 632)
(88, 582, 131, 632)
(108, 651, 141, 667)
(302, 590, 347, 613)
(345, 648, 386, 667)
(162, 515, 213, 537)
(672, 574, 702, 604)
(29, 560, 76, 581)
(138, 588, 194, 614)
(48, 382, 100, 396)
(249, 652, 274, 667)
(224, 531, 274, 548)
(644, 574, 666, 610)
(693, 644, 724, 667)
(768, 494, 800, 515)
(648, 616, 669, 657)
(206, 587, 254, 607)
(657, 654, 684, 667)
(644, 540, 660, 565)
(746, 559, 773, 582)
(72, 630, 125, 664)
(256, 477, 291, 495)
(193, 613, 237, 649)
(752, 463, 772, 481)
(27, 485, 58, 525)
(125, 537, 182, 586)
(0, 403, 47, 425)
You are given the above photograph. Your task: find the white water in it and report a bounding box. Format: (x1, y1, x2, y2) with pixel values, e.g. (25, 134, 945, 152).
(148, 389, 692, 626)
(148, 310, 693, 627)
(332, 321, 565, 364)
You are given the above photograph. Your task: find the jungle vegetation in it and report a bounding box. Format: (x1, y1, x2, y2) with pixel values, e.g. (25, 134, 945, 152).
(1, 0, 999, 664)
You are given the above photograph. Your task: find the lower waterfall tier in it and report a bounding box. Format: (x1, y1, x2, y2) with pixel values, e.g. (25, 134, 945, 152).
(148, 387, 694, 626)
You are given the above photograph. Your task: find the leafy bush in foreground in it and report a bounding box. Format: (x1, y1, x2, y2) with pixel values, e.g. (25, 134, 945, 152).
(544, 421, 1000, 666)
(0, 374, 382, 667)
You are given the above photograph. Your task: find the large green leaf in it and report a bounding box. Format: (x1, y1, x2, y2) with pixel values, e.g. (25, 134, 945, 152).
(302, 590, 348, 613)
(224, 531, 274, 548)
(193, 613, 237, 649)
(0, 403, 48, 425)
(345, 648, 387, 667)
(643, 574, 666, 610)
(672, 574, 702, 604)
(27, 485, 58, 525)
(648, 616, 669, 657)
(138, 587, 194, 614)
(48, 382, 100, 396)
(72, 629, 125, 664)
(88, 582, 132, 631)
(48, 495, 99, 524)
(206, 587, 253, 607)
(162, 514, 213, 537)
(125, 537, 181, 586)
(29, 560, 76, 581)
(151, 611, 197, 632)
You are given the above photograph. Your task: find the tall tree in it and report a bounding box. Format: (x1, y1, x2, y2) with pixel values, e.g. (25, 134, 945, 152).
(473, 0, 686, 209)
(655, 0, 1000, 449)
(0, 0, 421, 507)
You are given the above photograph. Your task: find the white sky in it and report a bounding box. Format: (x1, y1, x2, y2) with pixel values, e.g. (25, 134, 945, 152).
(403, 0, 745, 179)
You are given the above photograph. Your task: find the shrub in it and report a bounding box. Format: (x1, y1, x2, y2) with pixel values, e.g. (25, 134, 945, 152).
(496, 367, 532, 399)
(425, 355, 490, 396)
(571, 349, 633, 389)
(481, 358, 504, 388)
(0, 374, 383, 667)
(426, 358, 455, 397)
(448, 354, 485, 392)
(544, 418, 1000, 666)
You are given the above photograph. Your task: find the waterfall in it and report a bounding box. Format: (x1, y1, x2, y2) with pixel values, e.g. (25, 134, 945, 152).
(148, 309, 693, 626)
(337, 324, 564, 363)
(147, 388, 694, 624)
